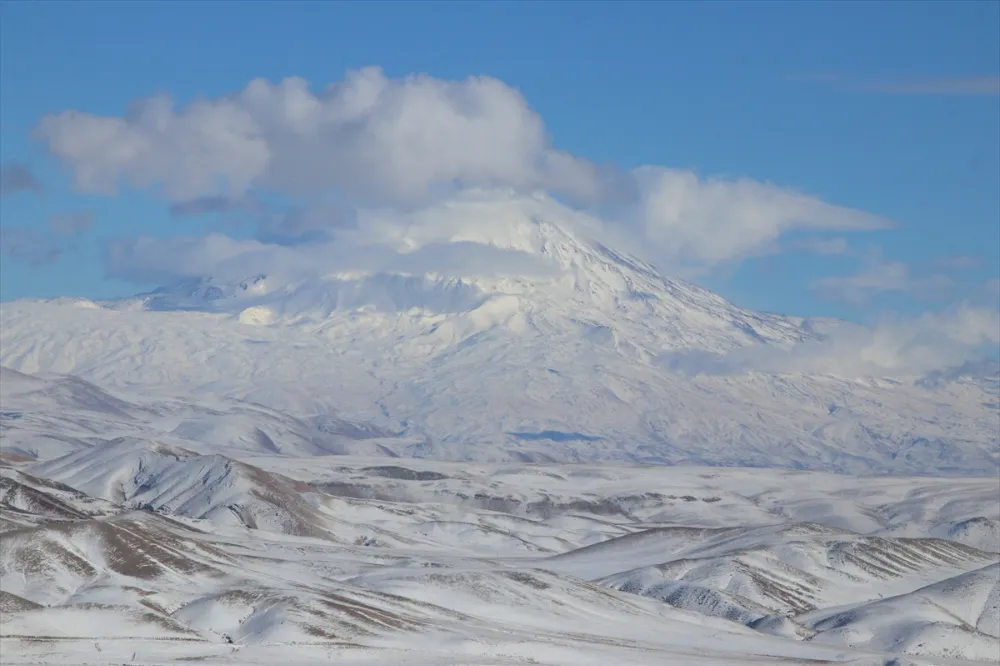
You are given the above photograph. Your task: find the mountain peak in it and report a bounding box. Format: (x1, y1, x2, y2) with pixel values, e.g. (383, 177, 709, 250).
(102, 216, 809, 355)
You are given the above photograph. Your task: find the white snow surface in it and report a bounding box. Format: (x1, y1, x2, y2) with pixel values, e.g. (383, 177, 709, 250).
(1, 369, 998, 664)
(1, 211, 997, 475)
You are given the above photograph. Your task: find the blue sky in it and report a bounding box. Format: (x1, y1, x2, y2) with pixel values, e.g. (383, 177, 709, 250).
(1, 0, 998, 324)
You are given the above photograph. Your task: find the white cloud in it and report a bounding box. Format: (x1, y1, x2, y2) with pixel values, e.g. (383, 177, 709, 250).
(101, 191, 592, 288)
(785, 236, 852, 256)
(766, 307, 1000, 376)
(104, 223, 560, 288)
(630, 167, 891, 269)
(35, 68, 894, 272)
(36, 68, 602, 205)
(257, 199, 357, 243)
(104, 233, 258, 284)
(661, 305, 1000, 377)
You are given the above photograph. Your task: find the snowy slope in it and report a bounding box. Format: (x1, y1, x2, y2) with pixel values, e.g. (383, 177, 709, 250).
(563, 525, 994, 631)
(2, 436, 998, 664)
(2, 204, 997, 474)
(0, 466, 119, 531)
(249, 454, 1000, 553)
(28, 439, 338, 539)
(801, 563, 1000, 661)
(0, 366, 407, 462)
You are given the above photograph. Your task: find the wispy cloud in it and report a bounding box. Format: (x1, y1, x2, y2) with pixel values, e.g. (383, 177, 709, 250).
(104, 226, 560, 286)
(0, 162, 43, 196)
(793, 72, 1000, 96)
(784, 236, 852, 256)
(169, 195, 263, 218)
(863, 76, 1000, 96)
(660, 305, 1000, 378)
(1, 212, 93, 266)
(48, 211, 94, 235)
(808, 242, 995, 309)
(812, 261, 952, 306)
(931, 254, 982, 271)
(809, 247, 980, 306)
(985, 278, 1000, 302)
(0, 227, 62, 266)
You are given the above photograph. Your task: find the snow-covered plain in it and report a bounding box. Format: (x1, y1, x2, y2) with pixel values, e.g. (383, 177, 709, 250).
(1, 212, 998, 664)
(1, 368, 998, 665)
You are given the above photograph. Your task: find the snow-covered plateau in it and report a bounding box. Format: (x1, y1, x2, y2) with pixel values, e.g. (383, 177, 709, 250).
(1, 208, 998, 664)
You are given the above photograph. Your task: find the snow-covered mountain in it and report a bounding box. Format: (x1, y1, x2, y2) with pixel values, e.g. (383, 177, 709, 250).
(2, 202, 996, 474)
